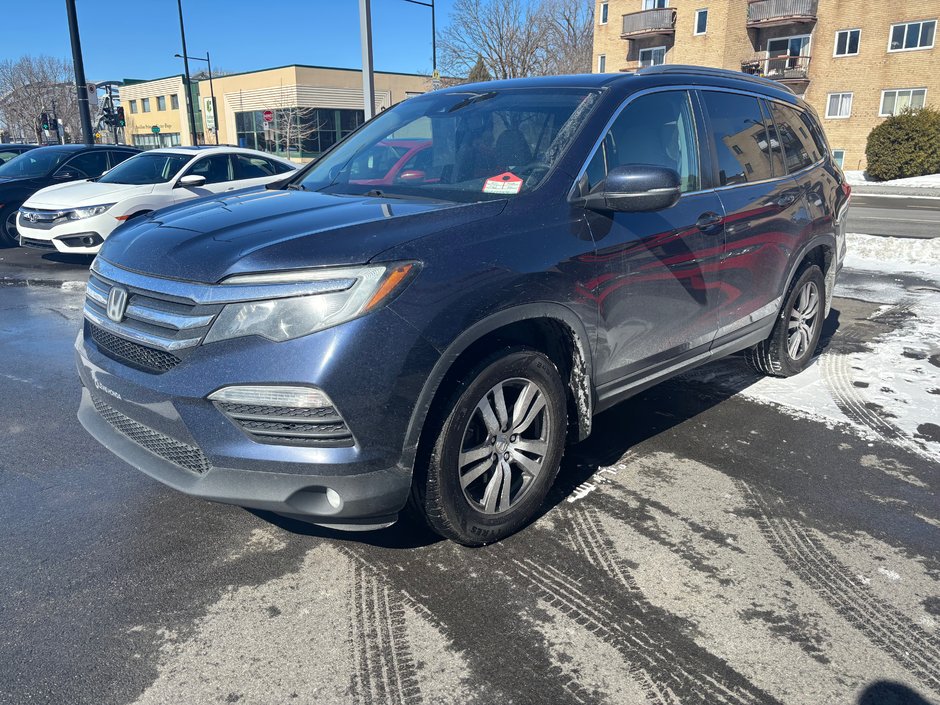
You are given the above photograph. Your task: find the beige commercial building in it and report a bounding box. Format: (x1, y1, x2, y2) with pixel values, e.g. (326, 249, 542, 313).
(119, 64, 429, 160)
(593, 0, 939, 170)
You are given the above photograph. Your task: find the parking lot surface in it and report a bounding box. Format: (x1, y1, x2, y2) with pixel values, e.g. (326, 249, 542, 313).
(1, 241, 938, 705)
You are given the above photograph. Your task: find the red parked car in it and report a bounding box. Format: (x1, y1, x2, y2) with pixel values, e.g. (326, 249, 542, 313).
(348, 139, 432, 185)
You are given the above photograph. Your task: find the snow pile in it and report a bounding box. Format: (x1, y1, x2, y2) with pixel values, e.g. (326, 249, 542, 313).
(845, 233, 940, 277)
(845, 170, 940, 188)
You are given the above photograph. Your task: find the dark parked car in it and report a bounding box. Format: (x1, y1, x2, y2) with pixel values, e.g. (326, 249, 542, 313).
(0, 144, 139, 246)
(76, 67, 850, 545)
(0, 143, 38, 165)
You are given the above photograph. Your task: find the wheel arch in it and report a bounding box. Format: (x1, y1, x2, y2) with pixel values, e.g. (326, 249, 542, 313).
(781, 235, 837, 316)
(400, 304, 595, 472)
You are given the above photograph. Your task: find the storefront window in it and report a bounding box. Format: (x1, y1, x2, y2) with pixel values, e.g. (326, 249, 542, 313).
(234, 108, 364, 158)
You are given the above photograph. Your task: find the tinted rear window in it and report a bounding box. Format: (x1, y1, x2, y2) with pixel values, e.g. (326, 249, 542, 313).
(702, 91, 775, 186)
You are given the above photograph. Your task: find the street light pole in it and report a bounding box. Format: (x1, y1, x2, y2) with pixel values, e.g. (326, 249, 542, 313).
(65, 0, 93, 144)
(175, 51, 217, 144)
(358, 0, 375, 120)
(176, 0, 199, 146)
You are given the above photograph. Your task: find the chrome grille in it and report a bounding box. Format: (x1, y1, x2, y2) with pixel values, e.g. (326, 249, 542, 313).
(215, 402, 354, 447)
(92, 393, 210, 474)
(83, 270, 222, 368)
(18, 207, 70, 230)
(87, 320, 181, 373)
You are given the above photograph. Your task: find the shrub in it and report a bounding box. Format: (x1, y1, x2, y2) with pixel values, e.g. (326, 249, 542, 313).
(865, 106, 940, 181)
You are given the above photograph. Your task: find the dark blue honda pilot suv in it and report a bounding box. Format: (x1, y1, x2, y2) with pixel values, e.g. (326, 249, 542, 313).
(77, 66, 850, 545)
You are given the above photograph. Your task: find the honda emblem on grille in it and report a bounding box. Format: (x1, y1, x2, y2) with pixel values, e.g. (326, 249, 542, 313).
(106, 287, 129, 322)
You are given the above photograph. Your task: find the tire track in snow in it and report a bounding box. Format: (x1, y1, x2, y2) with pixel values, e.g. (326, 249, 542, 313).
(738, 479, 940, 692)
(349, 561, 423, 705)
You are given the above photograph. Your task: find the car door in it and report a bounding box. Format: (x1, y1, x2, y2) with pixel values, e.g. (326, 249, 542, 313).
(699, 90, 808, 344)
(581, 89, 725, 389)
(173, 154, 234, 200)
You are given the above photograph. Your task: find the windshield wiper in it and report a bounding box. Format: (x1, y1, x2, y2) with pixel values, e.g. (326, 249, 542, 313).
(286, 182, 306, 191)
(360, 189, 408, 199)
(447, 91, 497, 113)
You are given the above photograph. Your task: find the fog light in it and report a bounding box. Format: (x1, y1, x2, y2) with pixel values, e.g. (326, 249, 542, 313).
(325, 488, 342, 509)
(207, 385, 332, 408)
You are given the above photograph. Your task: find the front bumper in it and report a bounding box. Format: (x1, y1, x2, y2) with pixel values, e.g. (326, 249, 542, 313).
(17, 213, 115, 254)
(75, 301, 440, 529)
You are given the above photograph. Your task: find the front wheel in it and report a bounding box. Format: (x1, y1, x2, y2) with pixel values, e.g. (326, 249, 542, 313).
(413, 347, 567, 546)
(744, 263, 825, 377)
(0, 206, 21, 247)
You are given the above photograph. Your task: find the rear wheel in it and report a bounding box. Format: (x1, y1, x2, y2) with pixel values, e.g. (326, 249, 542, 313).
(413, 347, 567, 546)
(0, 206, 21, 246)
(745, 263, 825, 377)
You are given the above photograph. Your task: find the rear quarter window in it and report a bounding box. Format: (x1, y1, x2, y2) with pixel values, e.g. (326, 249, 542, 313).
(768, 102, 819, 173)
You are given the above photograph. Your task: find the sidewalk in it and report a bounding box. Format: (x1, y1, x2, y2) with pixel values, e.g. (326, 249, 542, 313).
(845, 171, 940, 198)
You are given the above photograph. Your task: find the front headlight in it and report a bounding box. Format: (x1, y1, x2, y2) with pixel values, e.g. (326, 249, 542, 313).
(203, 262, 417, 344)
(67, 203, 115, 220)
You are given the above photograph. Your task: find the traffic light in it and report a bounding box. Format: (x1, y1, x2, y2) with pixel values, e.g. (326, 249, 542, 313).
(116, 106, 125, 127)
(39, 112, 51, 130)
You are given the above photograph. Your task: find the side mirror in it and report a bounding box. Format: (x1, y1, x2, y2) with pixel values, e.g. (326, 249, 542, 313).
(397, 169, 426, 182)
(579, 165, 681, 212)
(177, 174, 206, 188)
(54, 168, 81, 180)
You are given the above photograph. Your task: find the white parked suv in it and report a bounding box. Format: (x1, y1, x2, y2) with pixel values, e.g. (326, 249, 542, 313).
(17, 146, 296, 254)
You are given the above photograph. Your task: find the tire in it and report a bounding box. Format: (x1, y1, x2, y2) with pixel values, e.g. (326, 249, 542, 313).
(0, 205, 21, 247)
(412, 346, 568, 546)
(745, 263, 825, 378)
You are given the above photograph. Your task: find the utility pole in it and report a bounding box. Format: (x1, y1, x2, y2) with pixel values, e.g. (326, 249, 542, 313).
(176, 0, 199, 145)
(358, 0, 375, 120)
(176, 51, 217, 144)
(107, 84, 118, 144)
(65, 0, 93, 144)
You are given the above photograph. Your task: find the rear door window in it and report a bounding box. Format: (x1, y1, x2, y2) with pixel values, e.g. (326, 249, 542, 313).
(184, 154, 233, 184)
(233, 154, 276, 180)
(768, 102, 818, 173)
(701, 91, 775, 185)
(584, 90, 700, 193)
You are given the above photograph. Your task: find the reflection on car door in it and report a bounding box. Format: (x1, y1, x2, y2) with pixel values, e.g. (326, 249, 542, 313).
(699, 90, 808, 344)
(582, 89, 726, 391)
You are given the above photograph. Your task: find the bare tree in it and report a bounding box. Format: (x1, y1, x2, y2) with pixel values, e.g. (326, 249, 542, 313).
(0, 55, 85, 142)
(439, 0, 547, 80)
(540, 0, 594, 75)
(438, 0, 594, 81)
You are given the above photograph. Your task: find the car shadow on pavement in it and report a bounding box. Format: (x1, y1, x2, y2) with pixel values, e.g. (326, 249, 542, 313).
(252, 308, 843, 549)
(857, 681, 934, 705)
(41, 252, 95, 266)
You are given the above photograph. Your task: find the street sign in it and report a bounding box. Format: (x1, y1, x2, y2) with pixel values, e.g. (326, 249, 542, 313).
(432, 69, 441, 91)
(262, 110, 274, 123)
(203, 96, 216, 131)
(151, 125, 160, 134)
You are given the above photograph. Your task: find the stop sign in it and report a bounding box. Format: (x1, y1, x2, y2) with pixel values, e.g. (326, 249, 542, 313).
(262, 110, 274, 123)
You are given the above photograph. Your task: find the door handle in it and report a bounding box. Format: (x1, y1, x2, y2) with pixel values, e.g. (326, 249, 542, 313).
(696, 211, 723, 233)
(775, 193, 798, 208)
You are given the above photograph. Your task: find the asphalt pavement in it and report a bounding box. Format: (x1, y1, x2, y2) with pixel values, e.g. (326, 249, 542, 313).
(1, 243, 938, 705)
(846, 194, 940, 239)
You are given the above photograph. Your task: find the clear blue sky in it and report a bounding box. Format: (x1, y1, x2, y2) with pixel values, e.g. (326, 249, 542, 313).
(2, 0, 456, 80)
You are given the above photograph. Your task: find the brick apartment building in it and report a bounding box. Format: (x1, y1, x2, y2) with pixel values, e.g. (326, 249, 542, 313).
(592, 0, 938, 170)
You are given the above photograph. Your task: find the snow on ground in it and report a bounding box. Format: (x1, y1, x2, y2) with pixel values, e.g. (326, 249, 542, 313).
(685, 235, 940, 461)
(845, 170, 940, 189)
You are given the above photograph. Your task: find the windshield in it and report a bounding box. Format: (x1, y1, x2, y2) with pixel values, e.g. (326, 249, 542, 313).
(98, 152, 191, 185)
(296, 88, 600, 203)
(0, 149, 71, 179)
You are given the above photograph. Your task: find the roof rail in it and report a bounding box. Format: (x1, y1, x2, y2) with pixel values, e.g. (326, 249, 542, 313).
(635, 64, 795, 94)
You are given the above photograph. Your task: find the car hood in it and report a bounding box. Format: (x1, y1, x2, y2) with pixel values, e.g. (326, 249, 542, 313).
(99, 188, 506, 284)
(25, 180, 154, 207)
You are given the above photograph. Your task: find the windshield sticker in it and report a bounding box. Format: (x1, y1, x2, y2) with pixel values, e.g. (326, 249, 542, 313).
(483, 172, 523, 195)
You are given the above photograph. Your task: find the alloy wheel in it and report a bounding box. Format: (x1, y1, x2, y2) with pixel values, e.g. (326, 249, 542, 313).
(787, 280, 820, 360)
(458, 377, 551, 515)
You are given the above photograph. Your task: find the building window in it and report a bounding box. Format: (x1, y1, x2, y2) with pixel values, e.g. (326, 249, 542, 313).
(832, 149, 845, 168)
(888, 20, 936, 52)
(826, 92, 853, 118)
(598, 55, 607, 72)
(600, 2, 608, 24)
(156, 95, 166, 111)
(131, 132, 181, 149)
(129, 100, 137, 114)
(834, 29, 860, 56)
(639, 46, 666, 67)
(880, 88, 927, 116)
(234, 107, 364, 158)
(643, 0, 667, 9)
(141, 98, 151, 113)
(694, 8, 708, 35)
(171, 94, 179, 110)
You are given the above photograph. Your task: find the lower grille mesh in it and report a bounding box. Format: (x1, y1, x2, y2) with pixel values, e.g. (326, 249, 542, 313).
(92, 394, 210, 474)
(88, 321, 181, 373)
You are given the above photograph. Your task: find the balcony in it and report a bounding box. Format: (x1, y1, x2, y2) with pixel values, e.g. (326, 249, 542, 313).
(741, 54, 811, 92)
(621, 8, 677, 39)
(746, 0, 817, 28)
